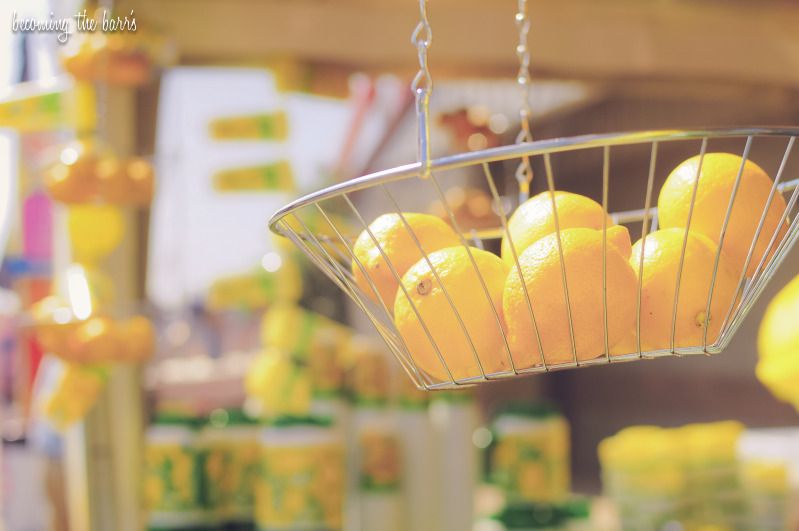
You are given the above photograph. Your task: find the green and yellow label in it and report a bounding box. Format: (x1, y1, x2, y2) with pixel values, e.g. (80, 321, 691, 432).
(359, 431, 401, 492)
(204, 439, 260, 519)
(492, 426, 570, 502)
(212, 161, 295, 192)
(255, 444, 344, 529)
(208, 112, 288, 141)
(144, 443, 204, 512)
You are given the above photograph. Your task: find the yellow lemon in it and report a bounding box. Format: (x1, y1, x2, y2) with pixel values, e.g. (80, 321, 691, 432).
(757, 273, 799, 409)
(67, 204, 125, 262)
(260, 303, 350, 360)
(245, 350, 312, 416)
(503, 228, 637, 366)
(630, 228, 739, 351)
(394, 246, 509, 382)
(353, 213, 459, 309)
(658, 153, 788, 279)
(501, 191, 630, 263)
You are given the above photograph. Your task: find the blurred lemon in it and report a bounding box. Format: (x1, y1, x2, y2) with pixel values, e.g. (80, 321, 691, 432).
(245, 350, 312, 416)
(757, 273, 799, 409)
(658, 153, 788, 279)
(353, 213, 459, 309)
(260, 303, 350, 360)
(503, 228, 637, 367)
(394, 246, 509, 382)
(679, 421, 743, 465)
(67, 204, 125, 262)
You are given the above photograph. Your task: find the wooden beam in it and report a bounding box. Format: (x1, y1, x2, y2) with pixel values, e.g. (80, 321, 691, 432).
(129, 0, 799, 86)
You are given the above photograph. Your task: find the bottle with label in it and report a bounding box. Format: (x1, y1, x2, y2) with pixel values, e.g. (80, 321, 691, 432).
(308, 326, 350, 422)
(144, 412, 210, 530)
(200, 409, 260, 531)
(255, 415, 345, 531)
(431, 391, 479, 531)
(490, 403, 570, 504)
(396, 371, 438, 531)
(349, 337, 404, 531)
(599, 425, 687, 529)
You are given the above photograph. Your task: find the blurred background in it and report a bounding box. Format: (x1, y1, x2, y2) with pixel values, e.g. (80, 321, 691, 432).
(2, 0, 799, 530)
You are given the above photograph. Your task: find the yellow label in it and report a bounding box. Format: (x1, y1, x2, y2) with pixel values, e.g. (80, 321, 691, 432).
(359, 431, 401, 491)
(204, 439, 260, 518)
(144, 443, 203, 512)
(255, 443, 344, 528)
(0, 90, 64, 132)
(0, 81, 95, 133)
(493, 424, 570, 502)
(308, 341, 345, 397)
(212, 161, 295, 192)
(208, 112, 288, 140)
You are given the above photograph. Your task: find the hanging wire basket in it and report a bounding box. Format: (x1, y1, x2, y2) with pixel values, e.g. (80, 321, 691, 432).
(268, 1, 799, 390)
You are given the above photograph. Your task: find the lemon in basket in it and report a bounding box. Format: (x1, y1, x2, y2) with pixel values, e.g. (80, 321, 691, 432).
(757, 273, 799, 409)
(503, 227, 637, 366)
(501, 191, 632, 264)
(353, 213, 459, 309)
(394, 246, 509, 382)
(629, 228, 738, 350)
(658, 153, 788, 279)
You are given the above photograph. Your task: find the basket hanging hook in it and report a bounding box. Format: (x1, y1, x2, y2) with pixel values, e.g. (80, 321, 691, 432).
(514, 0, 535, 203)
(411, 0, 433, 178)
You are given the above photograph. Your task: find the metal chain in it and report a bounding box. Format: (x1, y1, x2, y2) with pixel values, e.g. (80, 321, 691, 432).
(411, 0, 433, 178)
(514, 0, 534, 202)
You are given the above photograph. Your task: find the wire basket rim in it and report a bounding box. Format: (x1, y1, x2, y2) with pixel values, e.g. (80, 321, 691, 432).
(268, 126, 799, 234)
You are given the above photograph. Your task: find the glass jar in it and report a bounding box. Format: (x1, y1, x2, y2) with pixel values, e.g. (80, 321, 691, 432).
(255, 416, 345, 530)
(200, 409, 260, 530)
(491, 403, 570, 504)
(144, 413, 207, 530)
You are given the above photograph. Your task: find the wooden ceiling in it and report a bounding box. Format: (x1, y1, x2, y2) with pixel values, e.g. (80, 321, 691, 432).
(126, 0, 799, 87)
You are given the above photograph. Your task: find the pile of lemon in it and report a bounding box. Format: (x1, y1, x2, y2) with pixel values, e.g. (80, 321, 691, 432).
(351, 153, 789, 382)
(245, 303, 354, 416)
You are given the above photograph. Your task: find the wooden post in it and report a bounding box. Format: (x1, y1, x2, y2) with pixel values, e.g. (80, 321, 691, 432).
(62, 86, 145, 531)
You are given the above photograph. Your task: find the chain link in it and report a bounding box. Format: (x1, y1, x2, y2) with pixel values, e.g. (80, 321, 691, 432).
(412, 0, 433, 177)
(514, 0, 534, 201)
